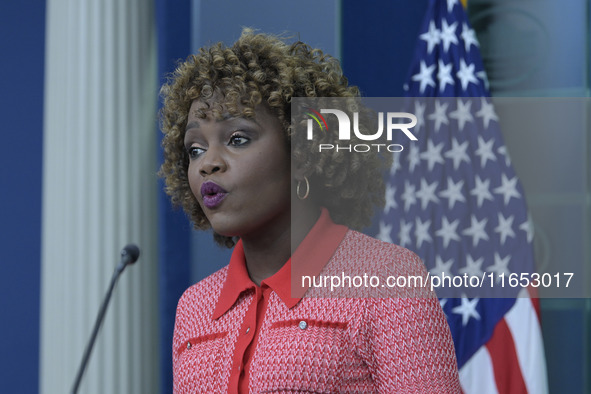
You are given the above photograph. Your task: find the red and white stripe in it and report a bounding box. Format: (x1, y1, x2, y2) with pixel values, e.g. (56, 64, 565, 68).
(459, 289, 548, 394)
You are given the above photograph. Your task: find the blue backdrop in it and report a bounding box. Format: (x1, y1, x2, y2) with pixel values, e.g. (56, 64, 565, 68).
(155, 1, 192, 393)
(0, 1, 45, 393)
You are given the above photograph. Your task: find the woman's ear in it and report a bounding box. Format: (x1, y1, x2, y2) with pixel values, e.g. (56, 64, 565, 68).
(293, 172, 306, 183)
(290, 158, 307, 183)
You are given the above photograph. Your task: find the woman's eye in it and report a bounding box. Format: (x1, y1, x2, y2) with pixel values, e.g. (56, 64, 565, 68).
(229, 133, 250, 147)
(187, 146, 205, 159)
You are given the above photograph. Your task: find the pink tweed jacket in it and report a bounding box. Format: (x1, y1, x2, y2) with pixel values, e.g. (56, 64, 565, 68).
(173, 213, 461, 393)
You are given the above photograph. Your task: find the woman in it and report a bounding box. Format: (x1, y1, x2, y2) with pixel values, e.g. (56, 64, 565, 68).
(160, 29, 460, 393)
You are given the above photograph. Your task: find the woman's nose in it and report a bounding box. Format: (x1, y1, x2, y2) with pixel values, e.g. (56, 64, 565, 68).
(199, 146, 227, 176)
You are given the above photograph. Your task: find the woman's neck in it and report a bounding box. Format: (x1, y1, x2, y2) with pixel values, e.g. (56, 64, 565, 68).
(241, 204, 320, 286)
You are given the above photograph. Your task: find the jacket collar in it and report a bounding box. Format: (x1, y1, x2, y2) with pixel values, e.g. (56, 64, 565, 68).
(212, 208, 348, 319)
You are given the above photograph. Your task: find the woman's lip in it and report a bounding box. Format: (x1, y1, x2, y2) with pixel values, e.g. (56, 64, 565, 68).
(201, 180, 227, 196)
(202, 192, 227, 209)
(201, 181, 228, 209)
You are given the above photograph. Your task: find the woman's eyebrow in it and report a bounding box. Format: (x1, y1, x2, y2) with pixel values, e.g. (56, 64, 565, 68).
(220, 113, 260, 126)
(185, 121, 200, 131)
(184, 114, 260, 132)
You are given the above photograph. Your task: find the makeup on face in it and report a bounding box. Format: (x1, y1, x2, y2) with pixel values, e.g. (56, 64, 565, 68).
(200, 180, 228, 209)
(184, 100, 293, 239)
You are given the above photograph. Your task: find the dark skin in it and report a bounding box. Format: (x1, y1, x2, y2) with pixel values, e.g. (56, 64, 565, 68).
(241, 196, 319, 285)
(184, 99, 320, 285)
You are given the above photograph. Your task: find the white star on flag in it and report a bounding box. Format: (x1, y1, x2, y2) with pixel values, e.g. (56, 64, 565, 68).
(476, 70, 490, 91)
(430, 255, 454, 276)
(458, 255, 485, 277)
(494, 173, 522, 205)
(390, 153, 401, 175)
(444, 138, 470, 170)
(439, 178, 466, 209)
(488, 253, 512, 281)
(494, 213, 516, 245)
(376, 221, 393, 243)
(407, 143, 421, 173)
(470, 175, 494, 207)
(438, 60, 455, 92)
(519, 214, 535, 243)
(413, 100, 427, 133)
(398, 219, 413, 247)
(428, 99, 450, 132)
(420, 139, 445, 170)
(420, 20, 441, 54)
(449, 99, 474, 131)
(415, 217, 433, 247)
(440, 19, 459, 52)
(384, 184, 397, 213)
(452, 296, 481, 326)
(435, 217, 461, 248)
(461, 22, 479, 52)
(475, 136, 497, 168)
(416, 179, 440, 209)
(462, 215, 489, 247)
(476, 97, 499, 128)
(412, 60, 436, 93)
(497, 145, 511, 166)
(456, 59, 478, 91)
(401, 181, 417, 212)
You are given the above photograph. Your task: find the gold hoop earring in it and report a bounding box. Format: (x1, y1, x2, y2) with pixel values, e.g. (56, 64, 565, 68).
(296, 176, 310, 200)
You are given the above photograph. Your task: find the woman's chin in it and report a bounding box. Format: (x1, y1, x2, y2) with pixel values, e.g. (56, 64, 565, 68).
(209, 224, 241, 238)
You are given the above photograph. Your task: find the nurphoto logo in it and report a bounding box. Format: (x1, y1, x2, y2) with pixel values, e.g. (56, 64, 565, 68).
(305, 108, 418, 153)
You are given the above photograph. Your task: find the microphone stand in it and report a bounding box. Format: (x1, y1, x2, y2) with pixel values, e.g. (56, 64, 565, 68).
(70, 245, 139, 394)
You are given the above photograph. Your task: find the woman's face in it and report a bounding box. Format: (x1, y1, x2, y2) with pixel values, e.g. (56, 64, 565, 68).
(184, 100, 292, 240)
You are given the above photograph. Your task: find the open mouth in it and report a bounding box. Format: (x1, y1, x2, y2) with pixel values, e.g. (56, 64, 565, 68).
(201, 181, 228, 209)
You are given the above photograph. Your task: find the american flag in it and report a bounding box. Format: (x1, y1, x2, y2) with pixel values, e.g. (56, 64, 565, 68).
(376, 0, 548, 392)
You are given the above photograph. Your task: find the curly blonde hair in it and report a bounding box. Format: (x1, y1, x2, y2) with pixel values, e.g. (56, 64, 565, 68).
(159, 29, 391, 247)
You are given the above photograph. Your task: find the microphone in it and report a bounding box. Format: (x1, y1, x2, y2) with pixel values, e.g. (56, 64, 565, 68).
(70, 244, 141, 394)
